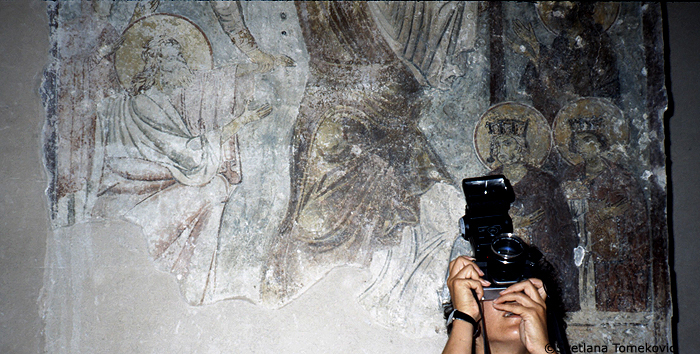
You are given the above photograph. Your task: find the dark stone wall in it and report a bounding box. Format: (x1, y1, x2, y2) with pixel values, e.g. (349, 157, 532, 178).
(667, 3, 700, 353)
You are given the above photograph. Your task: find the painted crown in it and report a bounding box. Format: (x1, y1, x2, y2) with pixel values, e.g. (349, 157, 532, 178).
(486, 118, 529, 137)
(568, 116, 605, 133)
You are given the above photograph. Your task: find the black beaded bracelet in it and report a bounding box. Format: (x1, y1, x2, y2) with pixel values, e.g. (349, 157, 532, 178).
(447, 309, 481, 337)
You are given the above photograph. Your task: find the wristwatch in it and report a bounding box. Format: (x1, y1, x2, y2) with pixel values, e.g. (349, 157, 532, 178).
(446, 309, 481, 337)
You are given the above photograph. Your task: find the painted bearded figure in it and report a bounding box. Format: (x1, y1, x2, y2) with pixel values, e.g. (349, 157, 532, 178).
(93, 32, 270, 305)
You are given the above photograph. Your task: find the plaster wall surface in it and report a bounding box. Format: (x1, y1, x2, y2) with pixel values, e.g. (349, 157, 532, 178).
(0, 1, 698, 353)
(0, 1, 49, 353)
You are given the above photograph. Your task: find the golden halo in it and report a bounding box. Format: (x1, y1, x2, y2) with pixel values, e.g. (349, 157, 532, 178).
(553, 97, 627, 166)
(473, 102, 551, 170)
(536, 2, 620, 34)
(114, 14, 213, 90)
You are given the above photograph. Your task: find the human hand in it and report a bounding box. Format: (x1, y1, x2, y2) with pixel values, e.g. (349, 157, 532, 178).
(493, 278, 549, 354)
(446, 256, 491, 321)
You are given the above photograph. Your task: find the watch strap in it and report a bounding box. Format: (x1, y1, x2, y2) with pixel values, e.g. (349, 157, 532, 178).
(447, 309, 480, 337)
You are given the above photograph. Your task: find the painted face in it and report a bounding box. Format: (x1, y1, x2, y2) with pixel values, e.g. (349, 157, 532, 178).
(314, 120, 346, 160)
(493, 136, 524, 166)
(549, 1, 580, 33)
(158, 41, 187, 71)
(573, 132, 601, 160)
(156, 41, 194, 90)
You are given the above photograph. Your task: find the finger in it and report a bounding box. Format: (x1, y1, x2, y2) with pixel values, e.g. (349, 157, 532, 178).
(452, 264, 490, 286)
(447, 258, 489, 292)
(448, 256, 477, 278)
(256, 104, 273, 117)
(451, 258, 480, 278)
(500, 278, 544, 297)
(449, 256, 485, 280)
(500, 279, 546, 304)
(514, 20, 525, 31)
(451, 279, 485, 314)
(498, 280, 545, 306)
(450, 256, 484, 275)
(494, 292, 547, 318)
(280, 55, 296, 67)
(453, 278, 485, 298)
(533, 211, 545, 222)
(492, 292, 544, 316)
(491, 302, 546, 328)
(528, 278, 547, 300)
(255, 103, 271, 111)
(260, 107, 273, 118)
(491, 300, 542, 320)
(494, 291, 536, 307)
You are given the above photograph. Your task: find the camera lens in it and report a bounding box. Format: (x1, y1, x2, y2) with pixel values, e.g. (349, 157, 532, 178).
(491, 236, 524, 259)
(487, 234, 528, 284)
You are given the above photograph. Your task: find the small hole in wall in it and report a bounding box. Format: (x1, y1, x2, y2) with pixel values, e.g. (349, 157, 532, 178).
(281, 31, 287, 36)
(280, 12, 287, 20)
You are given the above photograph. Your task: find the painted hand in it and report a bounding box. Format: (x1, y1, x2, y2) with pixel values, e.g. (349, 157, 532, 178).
(239, 101, 272, 125)
(249, 49, 296, 73)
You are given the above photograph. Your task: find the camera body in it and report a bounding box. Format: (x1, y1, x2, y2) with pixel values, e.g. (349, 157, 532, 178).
(459, 175, 539, 300)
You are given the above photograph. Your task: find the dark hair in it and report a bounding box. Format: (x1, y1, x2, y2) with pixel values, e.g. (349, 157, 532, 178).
(533, 254, 571, 354)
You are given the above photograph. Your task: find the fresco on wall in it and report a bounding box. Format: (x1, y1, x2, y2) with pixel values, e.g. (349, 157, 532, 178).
(43, 0, 670, 344)
(515, 2, 621, 123)
(474, 102, 580, 311)
(555, 98, 650, 313)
